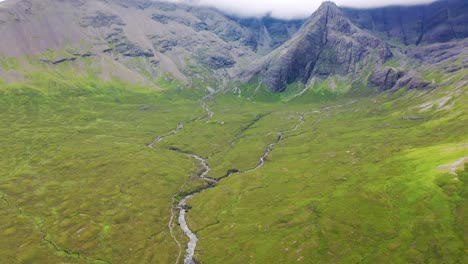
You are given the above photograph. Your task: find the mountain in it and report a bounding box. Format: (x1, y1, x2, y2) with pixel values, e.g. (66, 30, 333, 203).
(256, 2, 392, 92)
(343, 0, 468, 45)
(0, 0, 299, 86)
(0, 1, 466, 264)
(252, 0, 467, 92)
(0, 0, 466, 93)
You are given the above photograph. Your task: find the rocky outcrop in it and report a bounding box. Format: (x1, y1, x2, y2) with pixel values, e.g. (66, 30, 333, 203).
(408, 39, 468, 74)
(39, 52, 94, 65)
(40, 57, 77, 65)
(393, 73, 433, 90)
(369, 67, 404, 91)
(368, 67, 435, 91)
(114, 42, 154, 57)
(343, 0, 468, 45)
(81, 11, 126, 28)
(149, 36, 177, 53)
(231, 16, 304, 52)
(259, 2, 392, 92)
(106, 29, 154, 58)
(151, 14, 190, 26)
(200, 55, 236, 70)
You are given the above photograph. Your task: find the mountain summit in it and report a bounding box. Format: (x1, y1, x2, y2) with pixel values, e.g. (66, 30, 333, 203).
(257, 1, 392, 92)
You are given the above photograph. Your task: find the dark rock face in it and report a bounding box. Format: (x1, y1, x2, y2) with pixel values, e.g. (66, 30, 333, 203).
(151, 14, 171, 24)
(193, 22, 209, 32)
(200, 55, 236, 70)
(82, 11, 126, 27)
(40, 57, 77, 65)
(393, 74, 433, 90)
(39, 52, 95, 65)
(115, 42, 154, 57)
(369, 67, 404, 91)
(106, 29, 154, 57)
(408, 39, 468, 74)
(151, 14, 190, 26)
(116, 0, 153, 10)
(343, 0, 468, 45)
(368, 67, 433, 91)
(218, 28, 243, 42)
(187, 9, 247, 44)
(260, 2, 392, 92)
(228, 16, 305, 51)
(150, 36, 177, 53)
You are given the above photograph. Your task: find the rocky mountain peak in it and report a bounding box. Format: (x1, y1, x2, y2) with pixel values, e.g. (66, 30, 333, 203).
(300, 0, 352, 36)
(257, 0, 391, 92)
(316, 1, 338, 10)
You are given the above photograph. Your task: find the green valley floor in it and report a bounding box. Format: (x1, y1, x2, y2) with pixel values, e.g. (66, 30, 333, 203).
(0, 73, 466, 263)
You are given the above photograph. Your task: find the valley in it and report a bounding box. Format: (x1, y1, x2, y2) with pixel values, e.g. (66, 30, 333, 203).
(0, 0, 466, 263)
(0, 69, 465, 263)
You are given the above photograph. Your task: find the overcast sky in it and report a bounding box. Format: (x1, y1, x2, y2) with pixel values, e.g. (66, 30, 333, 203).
(0, 0, 437, 19)
(167, 0, 436, 19)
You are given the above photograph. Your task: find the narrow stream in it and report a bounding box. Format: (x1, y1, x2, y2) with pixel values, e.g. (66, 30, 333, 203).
(149, 98, 355, 264)
(147, 93, 215, 148)
(146, 93, 216, 264)
(147, 123, 184, 148)
(173, 101, 354, 263)
(177, 113, 305, 264)
(177, 194, 197, 264)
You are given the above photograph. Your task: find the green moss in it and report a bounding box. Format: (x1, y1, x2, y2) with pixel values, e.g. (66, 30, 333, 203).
(0, 56, 20, 71)
(0, 61, 466, 263)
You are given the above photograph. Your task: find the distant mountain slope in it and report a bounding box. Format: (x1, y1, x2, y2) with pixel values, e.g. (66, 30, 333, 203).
(0, 0, 466, 94)
(343, 0, 468, 45)
(254, 0, 467, 92)
(0, 0, 300, 85)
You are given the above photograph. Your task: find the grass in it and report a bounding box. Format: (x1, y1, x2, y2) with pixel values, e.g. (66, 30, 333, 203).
(0, 64, 466, 263)
(0, 71, 205, 263)
(187, 89, 467, 263)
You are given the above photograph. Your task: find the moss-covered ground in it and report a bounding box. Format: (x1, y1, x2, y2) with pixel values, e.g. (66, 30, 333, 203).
(0, 67, 466, 263)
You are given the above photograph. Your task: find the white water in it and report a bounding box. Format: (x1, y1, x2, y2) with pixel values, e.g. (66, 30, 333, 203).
(147, 123, 184, 148)
(178, 195, 198, 264)
(177, 114, 305, 263)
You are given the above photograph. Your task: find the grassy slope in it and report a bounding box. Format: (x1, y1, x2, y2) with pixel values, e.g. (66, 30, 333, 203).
(0, 71, 206, 263)
(187, 90, 467, 263)
(0, 64, 466, 263)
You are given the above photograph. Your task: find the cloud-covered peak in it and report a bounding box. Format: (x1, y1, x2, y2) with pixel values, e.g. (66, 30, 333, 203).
(166, 0, 436, 19)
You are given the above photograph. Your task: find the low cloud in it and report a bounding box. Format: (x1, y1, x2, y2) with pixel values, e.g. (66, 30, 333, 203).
(167, 0, 436, 19)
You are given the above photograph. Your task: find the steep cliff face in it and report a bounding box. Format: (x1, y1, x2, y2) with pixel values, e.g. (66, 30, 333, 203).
(228, 15, 305, 54)
(343, 0, 468, 45)
(259, 2, 392, 92)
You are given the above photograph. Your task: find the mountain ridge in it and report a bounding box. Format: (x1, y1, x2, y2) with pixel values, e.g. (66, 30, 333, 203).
(255, 1, 392, 92)
(0, 0, 466, 94)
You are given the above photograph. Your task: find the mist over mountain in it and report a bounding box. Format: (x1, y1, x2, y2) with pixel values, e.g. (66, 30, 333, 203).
(165, 0, 436, 19)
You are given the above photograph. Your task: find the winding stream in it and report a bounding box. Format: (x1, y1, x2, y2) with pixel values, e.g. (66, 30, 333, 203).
(176, 113, 305, 264)
(147, 93, 216, 264)
(147, 93, 215, 148)
(149, 97, 357, 263)
(147, 123, 184, 148)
